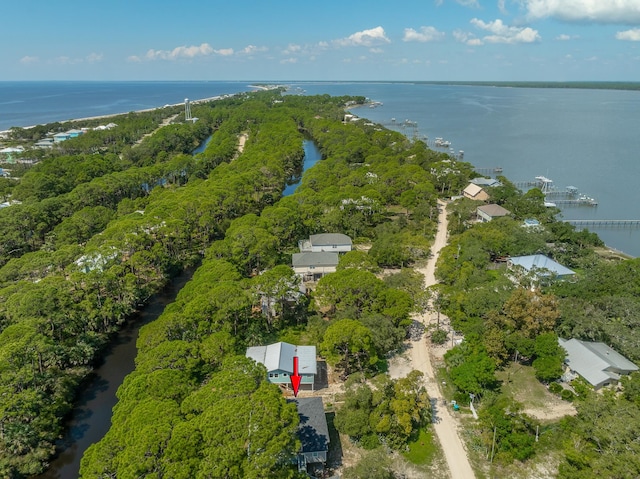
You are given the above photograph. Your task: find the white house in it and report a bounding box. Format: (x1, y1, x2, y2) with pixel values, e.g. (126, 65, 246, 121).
(292, 252, 339, 281)
(299, 233, 352, 253)
(246, 342, 317, 390)
(559, 338, 638, 389)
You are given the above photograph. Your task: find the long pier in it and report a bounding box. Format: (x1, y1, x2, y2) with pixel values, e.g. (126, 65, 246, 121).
(565, 219, 640, 228)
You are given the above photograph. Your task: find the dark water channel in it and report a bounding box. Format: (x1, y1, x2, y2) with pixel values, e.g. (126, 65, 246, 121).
(33, 139, 321, 479)
(33, 268, 195, 479)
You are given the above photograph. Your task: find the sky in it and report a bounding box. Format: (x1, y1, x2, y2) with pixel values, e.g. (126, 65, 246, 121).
(2, 0, 640, 82)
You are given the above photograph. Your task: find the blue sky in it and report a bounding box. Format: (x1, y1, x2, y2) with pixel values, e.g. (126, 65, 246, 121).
(2, 0, 640, 81)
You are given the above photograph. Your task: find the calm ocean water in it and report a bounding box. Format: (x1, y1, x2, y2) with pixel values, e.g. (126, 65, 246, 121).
(1, 81, 638, 257)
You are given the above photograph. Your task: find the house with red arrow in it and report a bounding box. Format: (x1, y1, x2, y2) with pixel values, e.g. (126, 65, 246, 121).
(246, 341, 317, 392)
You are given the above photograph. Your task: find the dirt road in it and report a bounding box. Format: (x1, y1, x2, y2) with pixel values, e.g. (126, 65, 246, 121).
(410, 199, 476, 479)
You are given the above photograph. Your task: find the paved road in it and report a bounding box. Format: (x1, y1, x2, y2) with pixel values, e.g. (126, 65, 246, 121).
(410, 200, 476, 479)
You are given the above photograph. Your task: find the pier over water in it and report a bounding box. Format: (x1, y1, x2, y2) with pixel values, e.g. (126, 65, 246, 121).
(565, 219, 640, 228)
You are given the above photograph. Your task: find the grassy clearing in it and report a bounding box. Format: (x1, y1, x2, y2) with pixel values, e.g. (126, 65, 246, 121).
(403, 428, 437, 465)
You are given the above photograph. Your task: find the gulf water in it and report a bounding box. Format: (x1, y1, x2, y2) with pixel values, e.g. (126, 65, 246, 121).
(1, 81, 638, 256)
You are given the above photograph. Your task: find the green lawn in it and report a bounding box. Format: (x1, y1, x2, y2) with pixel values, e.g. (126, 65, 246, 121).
(403, 428, 438, 465)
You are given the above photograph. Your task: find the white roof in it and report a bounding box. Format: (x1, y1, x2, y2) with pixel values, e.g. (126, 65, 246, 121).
(247, 342, 317, 375)
(509, 254, 575, 277)
(560, 338, 638, 387)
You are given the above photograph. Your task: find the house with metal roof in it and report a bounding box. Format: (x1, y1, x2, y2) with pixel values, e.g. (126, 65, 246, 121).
(463, 183, 490, 201)
(292, 252, 339, 281)
(470, 177, 502, 188)
(508, 254, 575, 280)
(299, 233, 352, 253)
(477, 203, 511, 222)
(246, 342, 317, 391)
(559, 338, 638, 389)
(289, 397, 330, 473)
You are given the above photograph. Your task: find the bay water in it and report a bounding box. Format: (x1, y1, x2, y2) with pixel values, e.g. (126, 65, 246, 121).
(1, 81, 638, 256)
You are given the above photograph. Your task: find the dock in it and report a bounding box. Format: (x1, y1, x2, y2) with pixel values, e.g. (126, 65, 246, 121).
(474, 167, 503, 175)
(565, 219, 640, 228)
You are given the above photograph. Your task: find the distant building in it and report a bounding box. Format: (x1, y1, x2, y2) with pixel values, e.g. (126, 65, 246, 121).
(53, 132, 71, 142)
(66, 129, 84, 138)
(463, 183, 490, 201)
(470, 177, 502, 188)
(508, 254, 575, 281)
(292, 252, 339, 281)
(289, 397, 330, 473)
(0, 146, 24, 163)
(246, 342, 317, 390)
(477, 204, 511, 222)
(299, 233, 352, 253)
(523, 218, 541, 228)
(559, 338, 638, 389)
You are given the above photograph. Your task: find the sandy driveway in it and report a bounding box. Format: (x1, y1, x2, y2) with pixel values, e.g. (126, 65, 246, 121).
(409, 200, 476, 479)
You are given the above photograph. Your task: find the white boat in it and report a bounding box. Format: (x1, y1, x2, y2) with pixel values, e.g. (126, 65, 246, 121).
(434, 137, 451, 147)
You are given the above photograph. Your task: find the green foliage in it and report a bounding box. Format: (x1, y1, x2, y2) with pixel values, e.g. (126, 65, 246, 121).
(320, 319, 378, 374)
(431, 328, 448, 345)
(334, 371, 430, 450)
(479, 393, 538, 463)
(342, 449, 395, 479)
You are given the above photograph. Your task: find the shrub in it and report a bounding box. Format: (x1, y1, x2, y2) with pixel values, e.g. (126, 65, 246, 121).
(560, 389, 576, 402)
(549, 382, 563, 395)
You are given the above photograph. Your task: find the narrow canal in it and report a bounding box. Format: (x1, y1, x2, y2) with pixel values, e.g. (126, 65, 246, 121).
(32, 138, 322, 478)
(32, 268, 195, 479)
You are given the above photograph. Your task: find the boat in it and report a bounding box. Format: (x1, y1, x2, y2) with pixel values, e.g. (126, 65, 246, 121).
(434, 137, 451, 148)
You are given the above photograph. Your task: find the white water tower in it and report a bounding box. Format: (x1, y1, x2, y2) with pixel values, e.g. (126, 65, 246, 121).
(184, 98, 192, 121)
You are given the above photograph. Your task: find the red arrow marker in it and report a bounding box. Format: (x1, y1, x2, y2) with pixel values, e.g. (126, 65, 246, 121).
(290, 356, 302, 397)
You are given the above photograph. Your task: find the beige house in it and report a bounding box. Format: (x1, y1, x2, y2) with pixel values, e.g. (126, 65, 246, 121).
(477, 204, 511, 222)
(463, 183, 490, 201)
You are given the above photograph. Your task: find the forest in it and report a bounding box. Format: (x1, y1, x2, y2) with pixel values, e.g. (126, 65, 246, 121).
(1, 87, 639, 478)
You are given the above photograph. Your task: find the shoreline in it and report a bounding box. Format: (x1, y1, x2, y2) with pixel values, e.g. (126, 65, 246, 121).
(0, 94, 232, 135)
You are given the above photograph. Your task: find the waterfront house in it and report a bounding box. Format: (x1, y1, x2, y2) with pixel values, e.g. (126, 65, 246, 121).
(292, 252, 339, 281)
(289, 397, 330, 473)
(298, 233, 352, 253)
(470, 177, 502, 188)
(463, 183, 490, 201)
(559, 338, 638, 389)
(246, 342, 317, 391)
(477, 204, 511, 222)
(67, 129, 84, 138)
(508, 254, 575, 281)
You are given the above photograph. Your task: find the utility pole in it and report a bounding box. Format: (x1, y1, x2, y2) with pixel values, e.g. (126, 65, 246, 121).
(490, 426, 497, 463)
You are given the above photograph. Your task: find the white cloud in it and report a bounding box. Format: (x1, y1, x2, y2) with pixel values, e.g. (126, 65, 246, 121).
(241, 45, 268, 55)
(280, 57, 297, 64)
(470, 18, 541, 43)
(556, 34, 571, 41)
(86, 53, 103, 63)
(453, 29, 483, 45)
(334, 26, 390, 47)
(403, 26, 445, 42)
(521, 0, 640, 23)
(145, 43, 216, 61)
(282, 44, 302, 55)
(616, 28, 640, 41)
(20, 56, 39, 65)
(369, 48, 384, 54)
(215, 48, 234, 56)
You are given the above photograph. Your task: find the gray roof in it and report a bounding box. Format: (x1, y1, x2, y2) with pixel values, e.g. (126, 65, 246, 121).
(246, 342, 317, 375)
(477, 203, 511, 217)
(292, 252, 339, 268)
(309, 233, 352, 246)
(560, 338, 638, 387)
(509, 254, 575, 277)
(471, 177, 501, 187)
(290, 397, 330, 453)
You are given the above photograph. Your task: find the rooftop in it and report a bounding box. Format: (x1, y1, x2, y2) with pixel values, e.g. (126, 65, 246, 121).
(509, 254, 575, 277)
(477, 203, 511, 217)
(309, 233, 352, 246)
(246, 342, 317, 375)
(292, 252, 339, 268)
(290, 397, 330, 453)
